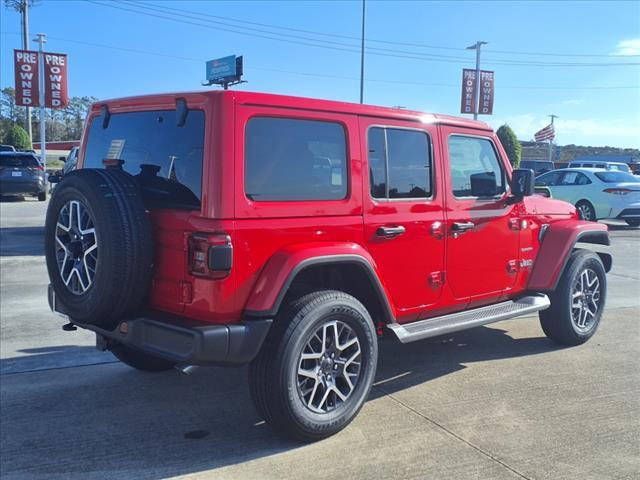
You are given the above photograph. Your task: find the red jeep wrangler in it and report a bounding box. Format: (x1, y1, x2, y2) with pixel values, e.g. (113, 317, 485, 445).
(45, 91, 611, 441)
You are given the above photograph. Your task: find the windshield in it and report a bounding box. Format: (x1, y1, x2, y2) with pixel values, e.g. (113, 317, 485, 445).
(84, 109, 205, 209)
(0, 154, 39, 168)
(594, 171, 640, 183)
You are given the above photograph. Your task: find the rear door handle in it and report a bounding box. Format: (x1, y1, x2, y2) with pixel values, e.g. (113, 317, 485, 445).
(376, 226, 406, 238)
(451, 221, 475, 232)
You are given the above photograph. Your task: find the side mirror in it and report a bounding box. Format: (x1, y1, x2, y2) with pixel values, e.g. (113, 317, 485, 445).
(59, 156, 67, 162)
(48, 173, 62, 184)
(511, 169, 535, 197)
(470, 172, 498, 197)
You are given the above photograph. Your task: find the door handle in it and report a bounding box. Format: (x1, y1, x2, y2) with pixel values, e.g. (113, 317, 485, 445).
(451, 221, 475, 233)
(376, 226, 406, 238)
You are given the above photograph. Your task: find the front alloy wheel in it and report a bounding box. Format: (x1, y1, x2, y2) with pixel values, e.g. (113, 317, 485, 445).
(570, 268, 601, 333)
(55, 200, 98, 294)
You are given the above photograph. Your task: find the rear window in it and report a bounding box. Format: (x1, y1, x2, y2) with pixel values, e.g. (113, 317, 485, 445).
(245, 117, 348, 201)
(0, 154, 39, 167)
(594, 171, 640, 183)
(84, 109, 205, 209)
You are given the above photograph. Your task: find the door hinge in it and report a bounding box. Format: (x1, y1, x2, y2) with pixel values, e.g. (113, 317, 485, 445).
(506, 260, 518, 274)
(429, 271, 445, 287)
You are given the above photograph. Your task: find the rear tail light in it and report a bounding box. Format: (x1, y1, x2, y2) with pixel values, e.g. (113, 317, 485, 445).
(603, 188, 635, 195)
(27, 165, 44, 172)
(188, 233, 232, 279)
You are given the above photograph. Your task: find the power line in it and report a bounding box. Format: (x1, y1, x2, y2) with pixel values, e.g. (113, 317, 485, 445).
(2, 31, 639, 91)
(88, 1, 640, 67)
(125, 0, 640, 59)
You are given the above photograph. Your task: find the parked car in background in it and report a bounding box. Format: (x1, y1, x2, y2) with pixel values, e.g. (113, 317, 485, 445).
(0, 151, 47, 201)
(535, 168, 640, 226)
(520, 160, 555, 175)
(49, 147, 79, 191)
(0, 144, 17, 152)
(568, 160, 630, 173)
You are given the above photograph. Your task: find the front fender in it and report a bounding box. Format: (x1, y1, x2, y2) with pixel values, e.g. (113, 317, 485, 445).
(243, 242, 396, 319)
(528, 220, 611, 292)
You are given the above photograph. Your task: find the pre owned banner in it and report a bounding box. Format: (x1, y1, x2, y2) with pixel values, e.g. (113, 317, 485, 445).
(44, 52, 69, 108)
(460, 69, 476, 115)
(13, 49, 68, 108)
(478, 70, 494, 115)
(14, 50, 40, 107)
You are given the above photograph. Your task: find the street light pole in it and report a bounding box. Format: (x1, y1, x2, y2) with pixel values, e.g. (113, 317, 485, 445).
(34, 32, 46, 171)
(21, 0, 33, 142)
(466, 40, 487, 120)
(359, 0, 366, 104)
(548, 114, 558, 163)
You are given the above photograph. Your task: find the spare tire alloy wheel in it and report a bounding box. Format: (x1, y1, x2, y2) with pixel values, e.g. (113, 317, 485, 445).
(55, 200, 98, 295)
(297, 320, 362, 413)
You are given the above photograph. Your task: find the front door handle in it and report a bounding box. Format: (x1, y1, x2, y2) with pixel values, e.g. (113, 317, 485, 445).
(376, 225, 406, 238)
(451, 221, 475, 233)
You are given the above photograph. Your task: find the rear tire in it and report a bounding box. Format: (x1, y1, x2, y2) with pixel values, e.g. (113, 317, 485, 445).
(576, 200, 596, 221)
(539, 250, 606, 346)
(249, 290, 378, 441)
(111, 343, 176, 372)
(625, 219, 640, 227)
(38, 191, 46, 201)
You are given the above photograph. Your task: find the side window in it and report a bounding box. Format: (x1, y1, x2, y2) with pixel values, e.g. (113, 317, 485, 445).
(448, 135, 505, 197)
(245, 117, 348, 201)
(367, 127, 431, 199)
(537, 171, 562, 186)
(561, 172, 592, 186)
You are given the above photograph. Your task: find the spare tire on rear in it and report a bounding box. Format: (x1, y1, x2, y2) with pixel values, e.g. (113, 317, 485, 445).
(45, 169, 153, 329)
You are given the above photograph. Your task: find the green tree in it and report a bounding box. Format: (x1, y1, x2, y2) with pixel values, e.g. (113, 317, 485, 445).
(496, 124, 522, 168)
(2, 123, 32, 149)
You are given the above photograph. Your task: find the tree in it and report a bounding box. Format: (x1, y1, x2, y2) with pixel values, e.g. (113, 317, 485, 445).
(2, 123, 32, 149)
(496, 124, 522, 168)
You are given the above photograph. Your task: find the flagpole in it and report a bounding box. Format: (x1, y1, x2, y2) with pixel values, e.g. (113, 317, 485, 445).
(548, 114, 558, 163)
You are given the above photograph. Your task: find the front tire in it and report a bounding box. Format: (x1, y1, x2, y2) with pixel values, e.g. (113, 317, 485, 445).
(249, 290, 378, 441)
(38, 191, 47, 201)
(539, 250, 606, 346)
(111, 343, 176, 372)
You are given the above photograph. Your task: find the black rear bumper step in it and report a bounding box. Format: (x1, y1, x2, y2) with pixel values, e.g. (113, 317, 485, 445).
(48, 285, 272, 366)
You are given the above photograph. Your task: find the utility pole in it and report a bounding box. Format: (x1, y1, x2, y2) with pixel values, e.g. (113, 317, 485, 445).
(548, 114, 558, 163)
(359, 0, 366, 104)
(466, 40, 487, 120)
(34, 32, 46, 171)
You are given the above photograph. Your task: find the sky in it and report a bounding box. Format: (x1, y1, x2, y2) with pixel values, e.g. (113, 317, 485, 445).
(1, 0, 639, 147)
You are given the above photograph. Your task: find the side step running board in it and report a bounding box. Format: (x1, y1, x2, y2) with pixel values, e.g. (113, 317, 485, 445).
(387, 295, 550, 344)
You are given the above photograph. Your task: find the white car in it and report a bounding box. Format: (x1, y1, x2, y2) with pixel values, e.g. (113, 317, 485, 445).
(535, 168, 640, 226)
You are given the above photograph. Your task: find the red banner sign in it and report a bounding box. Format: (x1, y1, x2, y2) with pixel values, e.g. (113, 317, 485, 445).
(13, 49, 68, 108)
(460, 69, 476, 115)
(14, 50, 40, 107)
(478, 70, 494, 115)
(44, 52, 69, 108)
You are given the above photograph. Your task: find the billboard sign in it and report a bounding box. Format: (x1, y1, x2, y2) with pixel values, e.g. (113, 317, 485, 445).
(44, 52, 69, 108)
(478, 70, 494, 115)
(13, 49, 68, 108)
(460, 69, 476, 115)
(206, 55, 237, 82)
(14, 50, 40, 107)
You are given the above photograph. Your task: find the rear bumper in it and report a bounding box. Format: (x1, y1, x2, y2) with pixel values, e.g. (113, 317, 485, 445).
(0, 178, 45, 195)
(616, 207, 640, 219)
(48, 285, 272, 366)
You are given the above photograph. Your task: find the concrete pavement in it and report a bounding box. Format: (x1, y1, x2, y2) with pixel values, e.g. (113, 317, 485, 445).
(1, 198, 639, 479)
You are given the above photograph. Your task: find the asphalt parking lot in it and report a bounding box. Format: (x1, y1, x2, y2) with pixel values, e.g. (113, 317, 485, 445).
(1, 197, 639, 480)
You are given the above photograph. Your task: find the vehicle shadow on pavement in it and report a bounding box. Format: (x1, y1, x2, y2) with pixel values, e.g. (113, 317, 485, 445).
(0, 195, 28, 203)
(0, 226, 44, 256)
(0, 324, 561, 479)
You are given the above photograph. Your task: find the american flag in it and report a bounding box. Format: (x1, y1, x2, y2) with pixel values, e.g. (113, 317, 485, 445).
(534, 123, 555, 142)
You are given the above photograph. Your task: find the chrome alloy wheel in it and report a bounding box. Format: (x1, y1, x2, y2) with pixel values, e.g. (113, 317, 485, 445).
(55, 200, 98, 295)
(571, 268, 601, 332)
(297, 320, 362, 414)
(577, 204, 593, 221)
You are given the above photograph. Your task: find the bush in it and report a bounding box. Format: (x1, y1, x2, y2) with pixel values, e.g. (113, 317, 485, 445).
(496, 124, 521, 168)
(2, 123, 32, 150)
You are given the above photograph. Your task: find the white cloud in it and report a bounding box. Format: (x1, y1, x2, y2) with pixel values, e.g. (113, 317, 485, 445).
(612, 38, 640, 56)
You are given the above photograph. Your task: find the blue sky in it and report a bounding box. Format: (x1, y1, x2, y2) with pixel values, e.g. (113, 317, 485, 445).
(2, 0, 639, 147)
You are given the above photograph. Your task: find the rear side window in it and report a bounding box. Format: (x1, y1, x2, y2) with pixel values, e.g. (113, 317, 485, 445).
(448, 136, 505, 197)
(368, 127, 432, 199)
(0, 154, 38, 167)
(245, 117, 348, 201)
(84, 109, 205, 209)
